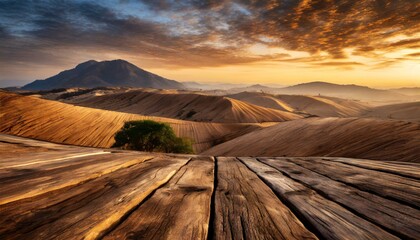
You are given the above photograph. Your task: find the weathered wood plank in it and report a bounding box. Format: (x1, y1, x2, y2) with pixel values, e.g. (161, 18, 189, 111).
(0, 150, 146, 175)
(0, 133, 104, 166)
(104, 156, 214, 240)
(240, 157, 399, 240)
(213, 157, 317, 240)
(260, 157, 420, 240)
(0, 156, 189, 240)
(0, 150, 110, 169)
(286, 157, 420, 208)
(0, 153, 154, 205)
(322, 157, 420, 179)
(0, 151, 131, 181)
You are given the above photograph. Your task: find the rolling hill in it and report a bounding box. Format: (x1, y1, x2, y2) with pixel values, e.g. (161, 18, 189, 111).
(362, 102, 420, 122)
(227, 92, 295, 112)
(203, 117, 420, 162)
(275, 82, 408, 102)
(0, 91, 271, 152)
(228, 92, 371, 117)
(72, 90, 302, 123)
(390, 87, 420, 96)
(22, 60, 184, 90)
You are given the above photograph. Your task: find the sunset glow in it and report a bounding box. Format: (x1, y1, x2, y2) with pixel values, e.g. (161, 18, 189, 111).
(0, 0, 419, 88)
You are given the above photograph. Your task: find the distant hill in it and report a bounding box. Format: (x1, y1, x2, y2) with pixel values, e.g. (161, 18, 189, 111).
(390, 87, 420, 96)
(228, 84, 272, 93)
(362, 102, 420, 122)
(276, 82, 408, 102)
(183, 81, 249, 90)
(228, 92, 371, 117)
(22, 60, 184, 90)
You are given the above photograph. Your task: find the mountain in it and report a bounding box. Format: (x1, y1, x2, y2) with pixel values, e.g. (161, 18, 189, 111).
(22, 60, 184, 90)
(276, 81, 408, 102)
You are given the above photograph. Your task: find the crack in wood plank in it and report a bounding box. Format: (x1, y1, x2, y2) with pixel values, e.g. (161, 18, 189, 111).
(213, 157, 317, 240)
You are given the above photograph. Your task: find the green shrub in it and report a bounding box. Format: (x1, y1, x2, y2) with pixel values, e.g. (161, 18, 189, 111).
(112, 120, 194, 154)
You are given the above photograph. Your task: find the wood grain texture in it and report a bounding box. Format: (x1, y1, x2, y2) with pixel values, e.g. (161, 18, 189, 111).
(1, 135, 419, 240)
(105, 156, 214, 240)
(0, 153, 154, 205)
(260, 157, 420, 240)
(213, 157, 317, 240)
(240, 157, 399, 240)
(322, 157, 420, 179)
(0, 156, 189, 240)
(286, 157, 420, 208)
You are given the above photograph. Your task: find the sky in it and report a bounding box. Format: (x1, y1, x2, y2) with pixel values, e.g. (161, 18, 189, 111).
(0, 0, 419, 88)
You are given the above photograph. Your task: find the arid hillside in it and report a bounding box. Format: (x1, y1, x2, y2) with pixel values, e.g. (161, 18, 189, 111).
(203, 117, 420, 162)
(227, 92, 296, 112)
(0, 91, 270, 152)
(72, 90, 302, 123)
(362, 102, 420, 122)
(228, 92, 370, 117)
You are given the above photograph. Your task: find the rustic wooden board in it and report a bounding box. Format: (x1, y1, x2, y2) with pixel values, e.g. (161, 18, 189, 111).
(213, 157, 317, 240)
(0, 151, 147, 179)
(322, 157, 420, 179)
(260, 157, 420, 240)
(0, 133, 104, 165)
(286, 157, 420, 208)
(0, 153, 154, 205)
(0, 151, 110, 169)
(240, 157, 399, 240)
(105, 156, 214, 240)
(0, 156, 189, 239)
(1, 135, 419, 240)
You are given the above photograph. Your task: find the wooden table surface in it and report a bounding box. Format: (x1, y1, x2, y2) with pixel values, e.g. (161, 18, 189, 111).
(0, 134, 419, 240)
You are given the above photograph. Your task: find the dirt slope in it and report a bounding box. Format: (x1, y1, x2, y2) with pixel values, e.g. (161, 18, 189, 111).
(227, 92, 295, 112)
(203, 117, 420, 162)
(229, 92, 370, 117)
(73, 90, 302, 123)
(0, 91, 269, 153)
(362, 102, 420, 122)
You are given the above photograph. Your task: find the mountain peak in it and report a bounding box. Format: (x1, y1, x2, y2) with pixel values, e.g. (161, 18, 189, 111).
(75, 60, 98, 70)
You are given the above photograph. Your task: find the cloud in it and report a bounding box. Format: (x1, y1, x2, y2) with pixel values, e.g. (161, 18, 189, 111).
(311, 61, 364, 66)
(0, 0, 419, 76)
(405, 52, 420, 57)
